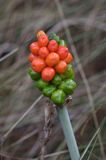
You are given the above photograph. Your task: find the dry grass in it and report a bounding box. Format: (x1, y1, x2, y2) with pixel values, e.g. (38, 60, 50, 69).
(0, 0, 106, 159)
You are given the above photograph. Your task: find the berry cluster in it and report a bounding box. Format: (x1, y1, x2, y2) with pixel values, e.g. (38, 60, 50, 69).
(28, 31, 77, 105)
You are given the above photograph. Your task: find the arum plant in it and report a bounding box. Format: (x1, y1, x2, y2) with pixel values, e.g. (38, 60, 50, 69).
(28, 31, 80, 160)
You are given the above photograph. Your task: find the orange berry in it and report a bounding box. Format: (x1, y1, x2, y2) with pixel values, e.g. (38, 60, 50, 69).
(41, 67, 55, 81)
(29, 42, 40, 56)
(58, 46, 68, 60)
(55, 61, 67, 74)
(38, 34, 49, 47)
(45, 52, 60, 67)
(64, 52, 73, 64)
(28, 53, 36, 62)
(48, 40, 58, 52)
(31, 57, 46, 73)
(39, 47, 49, 59)
(37, 30, 46, 38)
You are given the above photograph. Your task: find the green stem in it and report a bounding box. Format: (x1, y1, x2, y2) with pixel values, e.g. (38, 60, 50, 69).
(56, 105, 80, 160)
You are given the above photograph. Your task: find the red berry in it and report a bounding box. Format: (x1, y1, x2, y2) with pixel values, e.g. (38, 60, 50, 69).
(58, 46, 68, 60)
(41, 67, 55, 81)
(38, 35, 49, 47)
(64, 52, 73, 64)
(29, 42, 40, 56)
(48, 40, 58, 52)
(39, 47, 49, 59)
(28, 53, 36, 62)
(31, 58, 46, 73)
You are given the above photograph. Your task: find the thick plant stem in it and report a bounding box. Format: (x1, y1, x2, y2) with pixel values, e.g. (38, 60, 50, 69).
(56, 105, 80, 160)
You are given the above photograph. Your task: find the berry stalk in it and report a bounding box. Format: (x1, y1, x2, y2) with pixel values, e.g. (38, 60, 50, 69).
(56, 105, 80, 160)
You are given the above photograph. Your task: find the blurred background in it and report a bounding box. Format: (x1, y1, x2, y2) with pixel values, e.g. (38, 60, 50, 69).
(0, 0, 106, 159)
